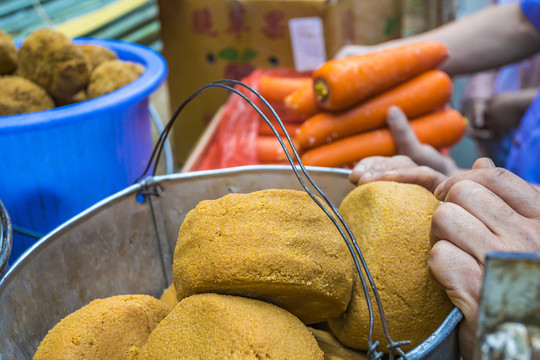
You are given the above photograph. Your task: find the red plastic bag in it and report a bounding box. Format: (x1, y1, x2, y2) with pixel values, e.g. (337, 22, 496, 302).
(196, 69, 308, 171)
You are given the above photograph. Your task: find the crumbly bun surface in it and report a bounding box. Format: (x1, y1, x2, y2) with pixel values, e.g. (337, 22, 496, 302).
(139, 293, 324, 360)
(329, 181, 453, 352)
(33, 294, 171, 360)
(173, 189, 353, 324)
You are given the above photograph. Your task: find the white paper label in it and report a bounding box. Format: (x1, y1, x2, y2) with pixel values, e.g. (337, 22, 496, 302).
(288, 17, 327, 72)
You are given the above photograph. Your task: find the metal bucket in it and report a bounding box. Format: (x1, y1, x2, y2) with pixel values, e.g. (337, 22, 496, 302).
(0, 199, 12, 275)
(0, 166, 462, 359)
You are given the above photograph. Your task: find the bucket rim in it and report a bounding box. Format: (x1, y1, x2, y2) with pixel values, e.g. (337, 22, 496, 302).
(0, 165, 462, 358)
(0, 37, 168, 131)
(0, 199, 12, 274)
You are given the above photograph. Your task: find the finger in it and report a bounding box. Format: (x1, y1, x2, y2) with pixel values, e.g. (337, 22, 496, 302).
(443, 180, 531, 244)
(376, 166, 447, 193)
(440, 180, 540, 253)
(386, 106, 423, 154)
(429, 240, 482, 329)
(430, 201, 507, 263)
(349, 155, 416, 184)
(429, 241, 481, 360)
(434, 167, 540, 218)
(472, 100, 487, 128)
(471, 157, 495, 170)
(458, 318, 476, 360)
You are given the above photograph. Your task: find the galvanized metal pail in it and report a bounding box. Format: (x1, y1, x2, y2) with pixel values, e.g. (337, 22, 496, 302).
(0, 166, 462, 359)
(0, 199, 12, 276)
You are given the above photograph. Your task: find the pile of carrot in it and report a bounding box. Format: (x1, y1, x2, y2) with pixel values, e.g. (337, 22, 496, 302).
(254, 41, 468, 167)
(256, 40, 468, 168)
(255, 74, 313, 163)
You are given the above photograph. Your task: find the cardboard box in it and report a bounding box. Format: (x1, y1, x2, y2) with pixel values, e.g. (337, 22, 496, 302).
(157, 0, 401, 166)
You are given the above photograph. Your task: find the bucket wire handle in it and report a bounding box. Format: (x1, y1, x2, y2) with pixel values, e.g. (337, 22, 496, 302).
(135, 79, 410, 359)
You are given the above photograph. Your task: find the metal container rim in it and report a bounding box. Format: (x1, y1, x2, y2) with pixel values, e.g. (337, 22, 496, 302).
(0, 199, 12, 274)
(0, 165, 462, 358)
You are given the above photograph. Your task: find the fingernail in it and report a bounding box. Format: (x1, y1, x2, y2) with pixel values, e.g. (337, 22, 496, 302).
(388, 106, 401, 117)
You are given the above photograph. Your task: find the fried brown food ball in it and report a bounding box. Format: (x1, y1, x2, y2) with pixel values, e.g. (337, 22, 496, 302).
(33, 294, 171, 360)
(0, 75, 54, 116)
(173, 189, 354, 324)
(17, 28, 91, 102)
(0, 28, 17, 74)
(54, 89, 89, 107)
(87, 59, 144, 98)
(80, 44, 117, 71)
(328, 181, 454, 353)
(139, 293, 325, 360)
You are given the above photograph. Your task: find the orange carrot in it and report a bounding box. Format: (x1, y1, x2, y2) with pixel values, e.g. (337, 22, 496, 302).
(312, 41, 449, 111)
(295, 70, 453, 150)
(261, 100, 308, 123)
(300, 108, 467, 167)
(284, 84, 320, 117)
(258, 76, 313, 102)
(259, 118, 300, 137)
(257, 136, 298, 163)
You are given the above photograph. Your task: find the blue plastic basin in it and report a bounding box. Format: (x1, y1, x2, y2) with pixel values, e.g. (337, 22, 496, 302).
(0, 37, 167, 261)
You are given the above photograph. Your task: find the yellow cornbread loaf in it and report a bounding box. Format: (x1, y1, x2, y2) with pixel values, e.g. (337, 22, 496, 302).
(33, 294, 171, 360)
(172, 189, 354, 324)
(328, 181, 453, 352)
(139, 293, 324, 360)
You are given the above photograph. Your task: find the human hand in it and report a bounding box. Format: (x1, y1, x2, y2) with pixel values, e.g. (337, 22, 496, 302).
(349, 106, 460, 190)
(462, 97, 493, 140)
(385, 106, 461, 176)
(349, 155, 448, 193)
(428, 158, 540, 359)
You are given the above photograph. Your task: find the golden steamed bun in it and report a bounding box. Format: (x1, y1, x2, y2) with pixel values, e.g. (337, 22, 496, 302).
(328, 181, 453, 352)
(139, 293, 324, 360)
(33, 294, 171, 360)
(172, 189, 353, 324)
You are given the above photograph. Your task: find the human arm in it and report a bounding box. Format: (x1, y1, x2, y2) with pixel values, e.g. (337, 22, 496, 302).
(336, 2, 540, 76)
(349, 106, 462, 192)
(428, 159, 540, 359)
